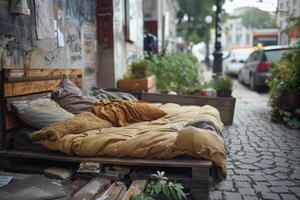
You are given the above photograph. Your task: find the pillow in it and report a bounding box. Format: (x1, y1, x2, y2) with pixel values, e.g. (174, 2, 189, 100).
(29, 112, 112, 141)
(93, 100, 166, 126)
(51, 76, 97, 114)
(12, 98, 74, 129)
(91, 88, 137, 101)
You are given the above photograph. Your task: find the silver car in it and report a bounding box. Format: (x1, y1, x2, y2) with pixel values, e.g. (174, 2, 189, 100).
(238, 46, 289, 90)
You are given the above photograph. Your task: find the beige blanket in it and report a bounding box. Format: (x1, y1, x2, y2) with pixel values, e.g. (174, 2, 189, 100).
(32, 103, 226, 179)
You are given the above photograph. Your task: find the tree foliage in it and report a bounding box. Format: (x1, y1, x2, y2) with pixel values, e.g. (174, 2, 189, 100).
(177, 0, 215, 43)
(241, 7, 277, 29)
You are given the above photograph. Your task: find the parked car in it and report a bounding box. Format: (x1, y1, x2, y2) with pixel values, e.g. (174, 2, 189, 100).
(238, 46, 290, 90)
(223, 48, 254, 76)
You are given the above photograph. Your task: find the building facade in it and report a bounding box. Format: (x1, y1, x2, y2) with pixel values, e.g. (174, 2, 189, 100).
(277, 0, 300, 45)
(143, 0, 179, 51)
(0, 0, 144, 90)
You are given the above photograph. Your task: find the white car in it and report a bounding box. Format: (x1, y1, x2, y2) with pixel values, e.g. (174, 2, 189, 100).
(223, 48, 254, 76)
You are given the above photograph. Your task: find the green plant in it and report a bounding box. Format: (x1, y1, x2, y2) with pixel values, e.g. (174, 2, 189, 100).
(148, 51, 199, 94)
(279, 110, 300, 129)
(213, 76, 233, 91)
(125, 57, 151, 79)
(267, 47, 300, 128)
(130, 171, 186, 200)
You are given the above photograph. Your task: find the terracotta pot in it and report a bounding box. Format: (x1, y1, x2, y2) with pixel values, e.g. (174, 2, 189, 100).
(281, 90, 300, 109)
(216, 90, 232, 98)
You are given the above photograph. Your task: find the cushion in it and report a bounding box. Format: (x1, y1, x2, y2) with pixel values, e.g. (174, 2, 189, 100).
(12, 98, 74, 129)
(51, 76, 97, 114)
(93, 100, 166, 126)
(91, 88, 137, 101)
(29, 112, 112, 141)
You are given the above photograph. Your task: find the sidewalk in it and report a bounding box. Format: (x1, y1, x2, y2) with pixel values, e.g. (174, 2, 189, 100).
(209, 81, 300, 200)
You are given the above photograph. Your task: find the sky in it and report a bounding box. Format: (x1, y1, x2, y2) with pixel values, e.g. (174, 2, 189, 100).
(223, 0, 278, 13)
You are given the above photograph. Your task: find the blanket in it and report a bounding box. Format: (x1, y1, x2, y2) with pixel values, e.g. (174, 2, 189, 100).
(30, 103, 227, 180)
(93, 100, 166, 126)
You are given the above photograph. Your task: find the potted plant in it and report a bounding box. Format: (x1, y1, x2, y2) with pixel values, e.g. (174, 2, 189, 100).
(267, 47, 300, 128)
(117, 58, 156, 92)
(213, 76, 233, 98)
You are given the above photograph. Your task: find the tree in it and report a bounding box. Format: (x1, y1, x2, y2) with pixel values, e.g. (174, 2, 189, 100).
(241, 8, 277, 29)
(177, 0, 215, 44)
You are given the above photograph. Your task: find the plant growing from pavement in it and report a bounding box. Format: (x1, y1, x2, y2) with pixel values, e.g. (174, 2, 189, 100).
(130, 171, 187, 200)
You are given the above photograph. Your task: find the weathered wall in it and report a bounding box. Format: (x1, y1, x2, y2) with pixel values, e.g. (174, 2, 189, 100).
(96, 0, 144, 88)
(0, 0, 97, 91)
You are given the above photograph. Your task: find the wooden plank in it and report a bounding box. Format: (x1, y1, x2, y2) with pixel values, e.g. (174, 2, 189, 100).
(97, 182, 126, 200)
(0, 150, 212, 168)
(117, 75, 156, 92)
(122, 180, 147, 200)
(5, 68, 82, 78)
(70, 178, 110, 200)
(192, 167, 210, 180)
(4, 78, 82, 97)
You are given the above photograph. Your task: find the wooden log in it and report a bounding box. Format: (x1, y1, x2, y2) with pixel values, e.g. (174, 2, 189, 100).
(70, 178, 110, 200)
(122, 180, 147, 200)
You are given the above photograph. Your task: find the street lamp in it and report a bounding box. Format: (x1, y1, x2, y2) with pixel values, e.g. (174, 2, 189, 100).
(205, 15, 213, 69)
(212, 0, 223, 76)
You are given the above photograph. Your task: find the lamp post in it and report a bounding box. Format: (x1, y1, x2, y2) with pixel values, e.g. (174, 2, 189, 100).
(205, 15, 212, 69)
(212, 0, 223, 76)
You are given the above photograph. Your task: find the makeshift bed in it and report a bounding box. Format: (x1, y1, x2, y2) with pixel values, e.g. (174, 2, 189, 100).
(0, 68, 227, 199)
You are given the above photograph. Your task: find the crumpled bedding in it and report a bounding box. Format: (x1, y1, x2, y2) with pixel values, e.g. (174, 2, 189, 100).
(30, 103, 227, 180)
(93, 100, 166, 126)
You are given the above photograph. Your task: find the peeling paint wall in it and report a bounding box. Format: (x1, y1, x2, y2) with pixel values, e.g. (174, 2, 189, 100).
(0, 0, 97, 91)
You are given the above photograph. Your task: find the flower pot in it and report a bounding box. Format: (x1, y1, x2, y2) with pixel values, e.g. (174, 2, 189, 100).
(280, 90, 300, 109)
(216, 90, 232, 98)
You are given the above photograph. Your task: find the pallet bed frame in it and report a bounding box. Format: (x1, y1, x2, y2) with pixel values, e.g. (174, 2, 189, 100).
(0, 68, 227, 199)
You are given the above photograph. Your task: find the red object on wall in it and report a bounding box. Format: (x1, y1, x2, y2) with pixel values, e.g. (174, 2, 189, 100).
(96, 0, 114, 49)
(144, 20, 158, 36)
(290, 27, 300, 39)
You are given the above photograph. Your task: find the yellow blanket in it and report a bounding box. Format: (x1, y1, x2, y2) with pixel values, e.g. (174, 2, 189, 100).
(32, 103, 226, 179)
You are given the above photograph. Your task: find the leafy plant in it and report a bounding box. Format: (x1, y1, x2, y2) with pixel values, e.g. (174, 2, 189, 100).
(125, 57, 151, 79)
(213, 76, 233, 91)
(148, 51, 200, 95)
(279, 110, 300, 129)
(130, 171, 186, 200)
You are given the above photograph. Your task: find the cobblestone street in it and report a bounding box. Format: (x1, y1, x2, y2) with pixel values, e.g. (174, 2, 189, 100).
(209, 81, 300, 200)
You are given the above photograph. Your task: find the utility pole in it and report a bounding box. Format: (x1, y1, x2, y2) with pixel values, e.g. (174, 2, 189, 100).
(212, 0, 223, 76)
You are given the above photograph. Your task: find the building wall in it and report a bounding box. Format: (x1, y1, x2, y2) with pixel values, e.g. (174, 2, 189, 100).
(96, 0, 143, 88)
(144, 0, 179, 51)
(277, 0, 300, 45)
(0, 0, 97, 91)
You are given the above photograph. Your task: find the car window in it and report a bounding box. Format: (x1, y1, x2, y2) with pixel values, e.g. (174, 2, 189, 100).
(264, 49, 289, 62)
(247, 51, 260, 62)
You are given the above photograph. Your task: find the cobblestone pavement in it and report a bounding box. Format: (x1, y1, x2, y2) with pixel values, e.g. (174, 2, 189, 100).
(209, 82, 300, 200)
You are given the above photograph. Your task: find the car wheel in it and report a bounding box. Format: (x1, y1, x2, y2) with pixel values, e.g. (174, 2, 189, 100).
(250, 74, 257, 91)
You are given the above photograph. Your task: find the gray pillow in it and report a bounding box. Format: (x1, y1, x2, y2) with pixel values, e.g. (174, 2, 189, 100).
(12, 98, 74, 129)
(51, 76, 97, 114)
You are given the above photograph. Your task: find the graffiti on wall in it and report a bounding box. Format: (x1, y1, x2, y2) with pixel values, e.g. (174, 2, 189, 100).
(44, 47, 62, 65)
